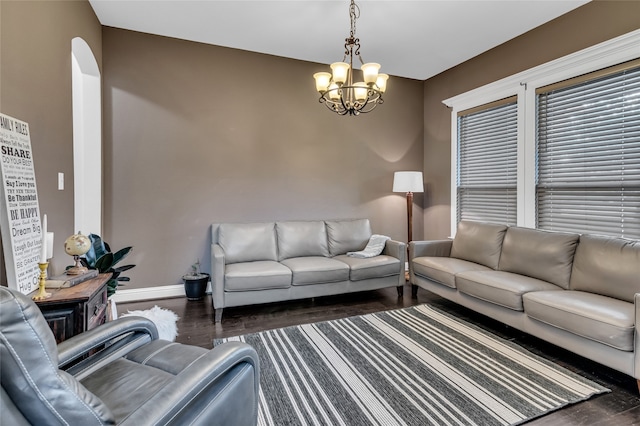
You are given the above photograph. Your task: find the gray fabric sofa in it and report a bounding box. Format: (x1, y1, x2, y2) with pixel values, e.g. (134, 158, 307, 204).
(409, 220, 640, 383)
(211, 219, 406, 322)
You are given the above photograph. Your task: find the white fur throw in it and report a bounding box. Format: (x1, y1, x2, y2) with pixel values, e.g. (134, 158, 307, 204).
(122, 306, 179, 342)
(347, 234, 390, 258)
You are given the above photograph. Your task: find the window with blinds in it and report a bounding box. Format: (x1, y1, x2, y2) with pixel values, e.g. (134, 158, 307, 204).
(536, 62, 640, 239)
(457, 98, 517, 225)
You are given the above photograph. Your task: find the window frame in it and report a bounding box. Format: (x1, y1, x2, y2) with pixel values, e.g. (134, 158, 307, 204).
(444, 29, 640, 237)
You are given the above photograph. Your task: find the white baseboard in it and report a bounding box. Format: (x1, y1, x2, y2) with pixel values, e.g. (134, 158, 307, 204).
(111, 283, 212, 303)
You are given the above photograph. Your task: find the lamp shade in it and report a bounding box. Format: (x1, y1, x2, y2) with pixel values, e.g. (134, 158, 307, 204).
(361, 63, 380, 85)
(313, 72, 331, 93)
(328, 83, 341, 100)
(393, 171, 424, 193)
(376, 74, 389, 93)
(353, 82, 368, 102)
(330, 62, 349, 85)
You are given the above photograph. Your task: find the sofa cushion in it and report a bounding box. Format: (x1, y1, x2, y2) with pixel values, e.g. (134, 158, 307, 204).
(219, 222, 277, 264)
(456, 271, 564, 311)
(523, 290, 634, 351)
(450, 221, 507, 269)
(570, 234, 640, 303)
(498, 227, 579, 289)
(224, 261, 292, 291)
(412, 257, 492, 288)
(281, 257, 349, 286)
(325, 219, 372, 256)
(334, 255, 400, 281)
(276, 221, 330, 261)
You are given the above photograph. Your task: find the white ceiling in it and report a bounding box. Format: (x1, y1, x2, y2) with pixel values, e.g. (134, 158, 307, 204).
(88, 0, 590, 81)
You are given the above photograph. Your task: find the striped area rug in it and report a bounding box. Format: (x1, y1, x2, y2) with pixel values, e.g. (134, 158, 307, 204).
(216, 305, 608, 425)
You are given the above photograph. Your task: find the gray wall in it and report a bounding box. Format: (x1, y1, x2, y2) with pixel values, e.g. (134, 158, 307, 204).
(422, 0, 640, 239)
(0, 0, 102, 282)
(102, 28, 424, 288)
(2, 0, 639, 291)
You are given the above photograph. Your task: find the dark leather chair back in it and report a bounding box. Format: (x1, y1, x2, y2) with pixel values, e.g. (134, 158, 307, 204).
(1, 286, 115, 424)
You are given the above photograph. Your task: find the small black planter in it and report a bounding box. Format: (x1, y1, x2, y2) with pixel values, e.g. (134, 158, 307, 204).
(183, 273, 209, 301)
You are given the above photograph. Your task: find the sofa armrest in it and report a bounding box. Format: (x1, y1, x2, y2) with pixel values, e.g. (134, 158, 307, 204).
(634, 293, 640, 378)
(58, 316, 158, 374)
(383, 239, 406, 261)
(383, 240, 406, 286)
(409, 239, 452, 260)
(120, 341, 260, 426)
(212, 244, 226, 308)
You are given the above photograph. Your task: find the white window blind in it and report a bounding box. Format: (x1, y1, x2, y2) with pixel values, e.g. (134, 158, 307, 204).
(457, 99, 517, 225)
(536, 63, 640, 239)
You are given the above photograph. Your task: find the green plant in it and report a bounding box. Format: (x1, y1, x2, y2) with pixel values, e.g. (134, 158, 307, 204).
(183, 259, 207, 280)
(80, 234, 135, 298)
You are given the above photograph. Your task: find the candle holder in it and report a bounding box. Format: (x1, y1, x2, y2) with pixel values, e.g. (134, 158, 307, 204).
(32, 262, 51, 301)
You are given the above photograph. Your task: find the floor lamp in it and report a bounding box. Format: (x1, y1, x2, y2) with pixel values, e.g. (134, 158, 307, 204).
(393, 171, 424, 244)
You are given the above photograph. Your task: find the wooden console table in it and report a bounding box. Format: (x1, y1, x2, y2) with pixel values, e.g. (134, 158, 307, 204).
(32, 273, 110, 343)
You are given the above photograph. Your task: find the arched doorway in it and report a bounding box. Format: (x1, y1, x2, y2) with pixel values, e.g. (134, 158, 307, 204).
(71, 37, 101, 235)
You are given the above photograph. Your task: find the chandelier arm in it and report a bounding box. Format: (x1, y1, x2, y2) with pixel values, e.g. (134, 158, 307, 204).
(367, 88, 381, 101)
(327, 100, 349, 115)
(357, 105, 376, 114)
(358, 98, 380, 114)
(346, 48, 354, 105)
(339, 88, 350, 112)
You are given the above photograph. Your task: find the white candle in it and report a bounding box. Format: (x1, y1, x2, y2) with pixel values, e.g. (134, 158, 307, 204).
(40, 214, 47, 263)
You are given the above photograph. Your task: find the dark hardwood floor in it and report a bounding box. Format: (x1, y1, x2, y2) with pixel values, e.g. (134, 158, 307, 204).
(120, 284, 640, 425)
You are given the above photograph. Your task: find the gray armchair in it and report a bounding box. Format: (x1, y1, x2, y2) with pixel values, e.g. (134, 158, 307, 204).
(0, 286, 259, 425)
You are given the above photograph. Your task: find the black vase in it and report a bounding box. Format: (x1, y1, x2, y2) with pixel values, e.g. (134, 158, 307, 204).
(183, 273, 209, 301)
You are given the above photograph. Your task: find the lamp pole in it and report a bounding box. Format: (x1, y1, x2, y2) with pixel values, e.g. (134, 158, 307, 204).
(406, 191, 414, 245)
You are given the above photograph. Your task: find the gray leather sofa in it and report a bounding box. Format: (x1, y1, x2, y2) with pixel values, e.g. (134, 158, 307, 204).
(211, 219, 406, 322)
(0, 286, 260, 425)
(409, 220, 640, 383)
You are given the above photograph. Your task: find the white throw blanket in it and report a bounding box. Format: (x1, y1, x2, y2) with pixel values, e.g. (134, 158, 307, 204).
(347, 234, 390, 258)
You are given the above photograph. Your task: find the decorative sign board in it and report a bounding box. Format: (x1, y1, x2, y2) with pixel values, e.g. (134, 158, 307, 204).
(0, 113, 42, 294)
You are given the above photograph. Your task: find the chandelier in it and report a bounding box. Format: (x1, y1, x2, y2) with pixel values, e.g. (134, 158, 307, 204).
(313, 0, 388, 116)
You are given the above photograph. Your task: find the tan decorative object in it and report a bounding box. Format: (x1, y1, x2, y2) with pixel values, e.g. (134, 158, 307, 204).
(64, 233, 91, 275)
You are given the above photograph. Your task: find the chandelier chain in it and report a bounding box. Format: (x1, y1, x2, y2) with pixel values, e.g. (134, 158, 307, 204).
(349, 0, 359, 39)
(346, 0, 362, 63)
